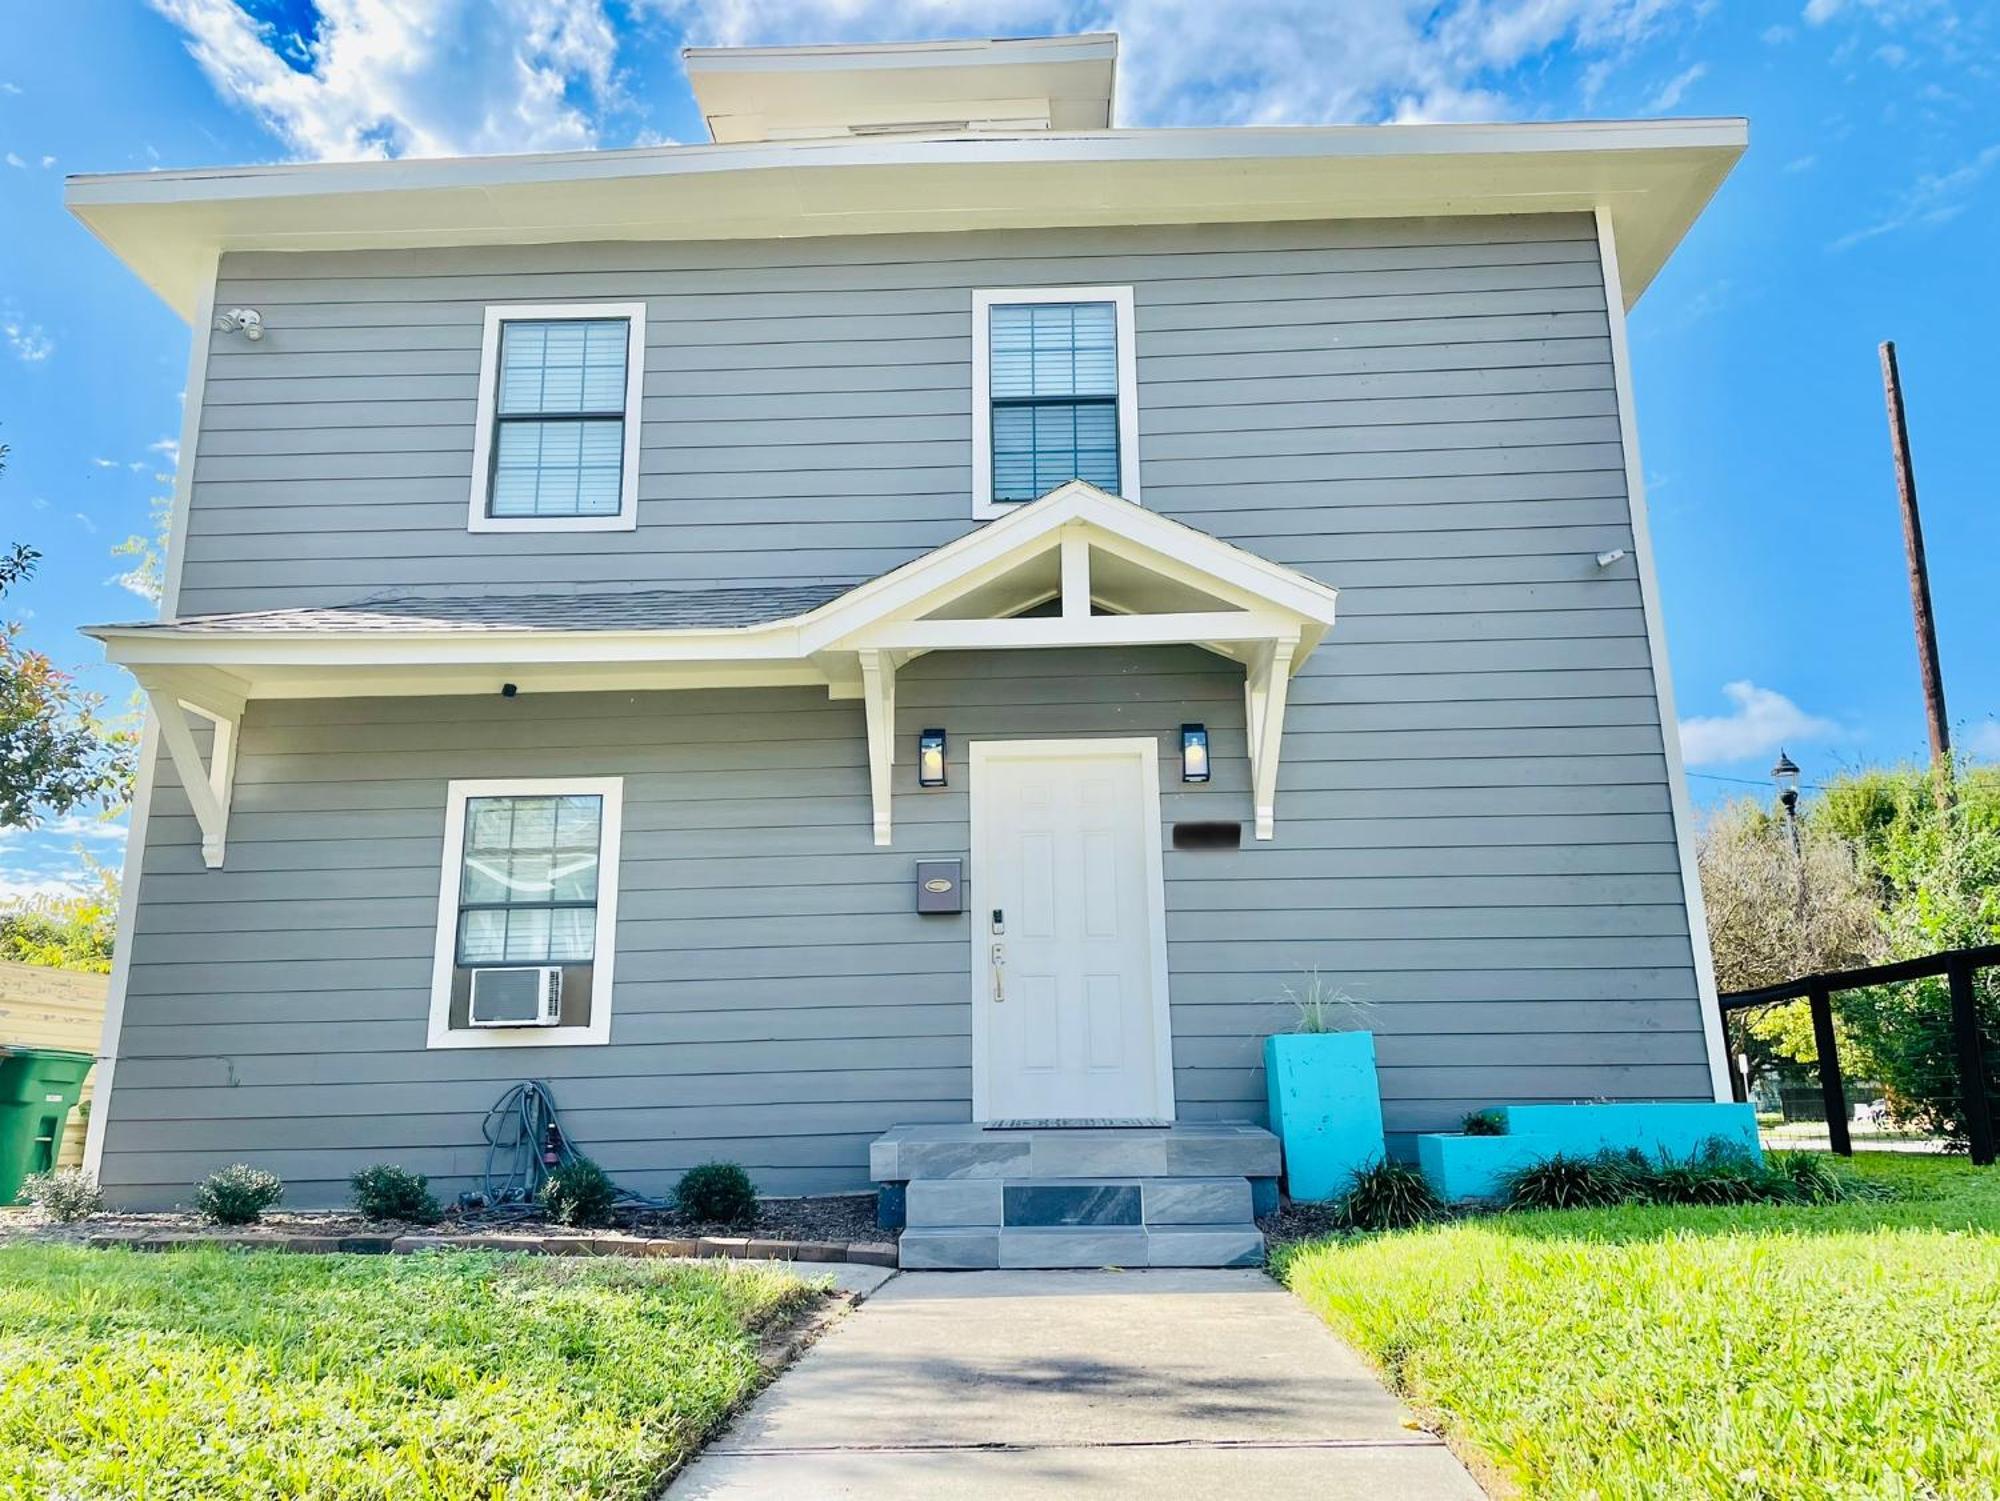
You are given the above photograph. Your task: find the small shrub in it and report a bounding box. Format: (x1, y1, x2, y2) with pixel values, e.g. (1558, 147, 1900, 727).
(349, 1164, 444, 1224)
(1335, 1158, 1443, 1231)
(16, 1167, 103, 1223)
(1501, 1152, 1640, 1211)
(541, 1157, 618, 1227)
(1460, 1110, 1505, 1137)
(676, 1161, 758, 1225)
(1767, 1150, 1851, 1205)
(194, 1163, 284, 1225)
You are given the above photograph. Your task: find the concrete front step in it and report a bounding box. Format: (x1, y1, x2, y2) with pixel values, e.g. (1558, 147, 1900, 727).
(907, 1175, 1253, 1229)
(871, 1122, 1280, 1182)
(901, 1224, 1265, 1270)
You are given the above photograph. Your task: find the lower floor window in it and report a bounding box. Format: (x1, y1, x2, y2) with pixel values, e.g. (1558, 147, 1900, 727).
(456, 793, 603, 966)
(427, 777, 624, 1049)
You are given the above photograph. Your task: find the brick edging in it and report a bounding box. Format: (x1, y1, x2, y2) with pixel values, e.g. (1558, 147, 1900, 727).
(79, 1227, 899, 1266)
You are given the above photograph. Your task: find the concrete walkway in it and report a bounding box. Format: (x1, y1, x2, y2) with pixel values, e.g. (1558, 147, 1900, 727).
(669, 1269, 1485, 1498)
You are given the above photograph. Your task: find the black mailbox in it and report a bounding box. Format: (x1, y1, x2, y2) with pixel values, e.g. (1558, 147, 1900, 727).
(915, 860, 963, 914)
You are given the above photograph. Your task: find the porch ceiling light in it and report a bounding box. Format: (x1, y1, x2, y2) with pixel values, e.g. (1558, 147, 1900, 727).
(1180, 723, 1210, 783)
(918, 728, 948, 787)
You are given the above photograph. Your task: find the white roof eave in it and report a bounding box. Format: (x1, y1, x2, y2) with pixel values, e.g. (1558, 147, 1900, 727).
(66, 117, 1746, 320)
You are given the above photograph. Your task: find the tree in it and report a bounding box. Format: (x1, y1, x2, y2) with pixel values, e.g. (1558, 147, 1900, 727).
(0, 441, 133, 827)
(0, 856, 118, 973)
(1696, 797, 1884, 1089)
(2, 548, 131, 827)
(1816, 760, 2000, 1144)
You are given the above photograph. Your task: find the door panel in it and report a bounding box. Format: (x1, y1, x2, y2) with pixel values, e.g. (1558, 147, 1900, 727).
(974, 741, 1170, 1121)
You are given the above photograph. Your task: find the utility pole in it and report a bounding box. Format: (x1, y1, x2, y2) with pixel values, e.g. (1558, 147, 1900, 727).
(1879, 341, 1952, 798)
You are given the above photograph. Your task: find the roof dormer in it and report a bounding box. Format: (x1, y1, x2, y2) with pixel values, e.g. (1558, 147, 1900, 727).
(683, 33, 1117, 143)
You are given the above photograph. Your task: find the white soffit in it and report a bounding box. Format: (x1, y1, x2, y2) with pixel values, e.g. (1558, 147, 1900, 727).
(66, 117, 1745, 320)
(684, 33, 1118, 142)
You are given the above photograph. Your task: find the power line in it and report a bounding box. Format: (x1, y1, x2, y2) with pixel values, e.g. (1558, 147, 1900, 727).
(1687, 770, 1827, 791)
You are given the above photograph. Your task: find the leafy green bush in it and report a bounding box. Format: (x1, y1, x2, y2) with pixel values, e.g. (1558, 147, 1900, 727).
(1461, 1109, 1505, 1136)
(193, 1164, 284, 1225)
(16, 1167, 102, 1222)
(540, 1157, 618, 1227)
(349, 1164, 443, 1224)
(1501, 1152, 1639, 1211)
(676, 1161, 758, 1225)
(1335, 1158, 1442, 1231)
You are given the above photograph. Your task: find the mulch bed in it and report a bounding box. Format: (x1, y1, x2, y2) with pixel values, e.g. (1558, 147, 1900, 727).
(1257, 1199, 1350, 1254)
(0, 1191, 898, 1265)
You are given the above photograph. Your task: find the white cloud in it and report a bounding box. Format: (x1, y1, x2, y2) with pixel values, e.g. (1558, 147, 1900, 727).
(1963, 719, 2000, 761)
(1833, 141, 2000, 249)
(39, 155, 55, 168)
(3, 320, 53, 363)
(0, 82, 21, 96)
(1784, 153, 1819, 172)
(2, 152, 23, 169)
(655, 1, 1699, 128)
(1678, 681, 1839, 767)
(1645, 61, 1706, 111)
(150, 436, 182, 463)
(90, 456, 120, 468)
(72, 512, 99, 534)
(150, 0, 622, 161)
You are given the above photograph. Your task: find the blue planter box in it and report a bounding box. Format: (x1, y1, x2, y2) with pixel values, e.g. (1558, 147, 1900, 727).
(1498, 1103, 1761, 1164)
(1417, 1133, 1557, 1203)
(1417, 1101, 1764, 1204)
(1263, 1031, 1385, 1203)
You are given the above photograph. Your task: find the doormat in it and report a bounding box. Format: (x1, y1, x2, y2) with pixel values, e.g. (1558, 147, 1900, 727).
(982, 1118, 1172, 1130)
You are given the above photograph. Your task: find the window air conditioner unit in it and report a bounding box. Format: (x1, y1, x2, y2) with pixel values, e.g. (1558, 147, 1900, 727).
(468, 966, 563, 1027)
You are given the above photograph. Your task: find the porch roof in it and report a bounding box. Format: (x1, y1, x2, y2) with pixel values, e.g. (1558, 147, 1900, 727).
(88, 482, 1337, 864)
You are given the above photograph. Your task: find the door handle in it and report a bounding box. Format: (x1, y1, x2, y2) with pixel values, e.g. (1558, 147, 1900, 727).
(991, 942, 1005, 1003)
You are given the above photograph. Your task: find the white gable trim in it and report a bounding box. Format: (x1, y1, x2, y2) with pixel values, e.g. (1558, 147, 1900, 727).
(89, 482, 1339, 850)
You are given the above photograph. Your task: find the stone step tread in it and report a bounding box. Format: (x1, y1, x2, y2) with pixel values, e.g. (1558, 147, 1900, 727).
(900, 1224, 1265, 1271)
(873, 1124, 1280, 1183)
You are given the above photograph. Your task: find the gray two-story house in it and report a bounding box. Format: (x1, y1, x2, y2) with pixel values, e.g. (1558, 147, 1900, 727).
(72, 33, 1742, 1263)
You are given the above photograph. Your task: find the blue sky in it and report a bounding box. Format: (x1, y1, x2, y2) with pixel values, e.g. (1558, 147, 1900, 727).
(1, 0, 1996, 899)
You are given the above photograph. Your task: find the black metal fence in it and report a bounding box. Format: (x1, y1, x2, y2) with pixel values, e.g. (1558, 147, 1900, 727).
(1718, 943, 1999, 1165)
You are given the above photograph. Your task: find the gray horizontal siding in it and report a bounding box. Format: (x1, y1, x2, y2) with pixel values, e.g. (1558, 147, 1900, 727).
(177, 214, 1624, 612)
(97, 212, 1714, 1206)
(104, 645, 1709, 1206)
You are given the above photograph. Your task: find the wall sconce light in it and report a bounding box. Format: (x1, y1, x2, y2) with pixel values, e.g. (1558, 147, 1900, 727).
(917, 728, 947, 787)
(1180, 723, 1210, 783)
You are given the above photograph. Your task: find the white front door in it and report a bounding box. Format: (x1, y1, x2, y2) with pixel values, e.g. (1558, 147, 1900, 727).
(970, 739, 1174, 1122)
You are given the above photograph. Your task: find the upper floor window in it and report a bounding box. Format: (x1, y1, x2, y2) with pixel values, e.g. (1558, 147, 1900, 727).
(468, 303, 646, 533)
(971, 286, 1140, 519)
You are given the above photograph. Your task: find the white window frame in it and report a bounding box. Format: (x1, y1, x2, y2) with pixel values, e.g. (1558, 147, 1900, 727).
(971, 285, 1141, 519)
(426, 776, 624, 1049)
(467, 303, 646, 534)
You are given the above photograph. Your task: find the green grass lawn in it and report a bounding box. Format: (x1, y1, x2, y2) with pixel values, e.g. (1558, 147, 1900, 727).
(1276, 1154, 2000, 1500)
(0, 1245, 820, 1499)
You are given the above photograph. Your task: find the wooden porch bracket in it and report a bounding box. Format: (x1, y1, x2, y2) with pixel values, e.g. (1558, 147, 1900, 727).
(858, 648, 896, 847)
(139, 669, 247, 869)
(1244, 632, 1299, 841)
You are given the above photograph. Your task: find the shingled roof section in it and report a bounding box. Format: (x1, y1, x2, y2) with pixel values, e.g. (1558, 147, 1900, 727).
(109, 584, 862, 635)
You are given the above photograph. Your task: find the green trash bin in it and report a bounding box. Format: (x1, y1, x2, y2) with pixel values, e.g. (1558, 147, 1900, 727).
(0, 1047, 95, 1206)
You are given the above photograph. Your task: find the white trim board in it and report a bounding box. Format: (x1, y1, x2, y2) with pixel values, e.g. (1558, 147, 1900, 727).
(83, 255, 218, 1183)
(467, 303, 646, 534)
(1596, 206, 1731, 1104)
(967, 737, 1176, 1124)
(971, 286, 1141, 518)
(426, 776, 625, 1050)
